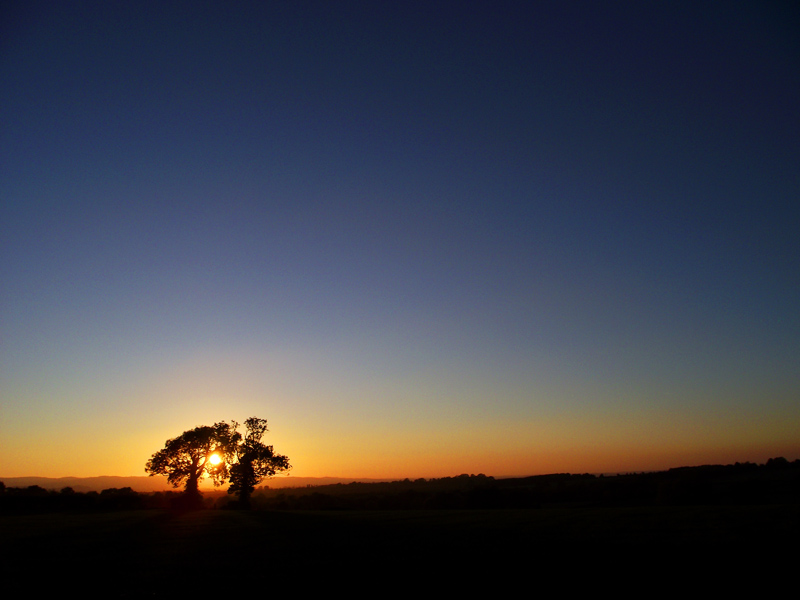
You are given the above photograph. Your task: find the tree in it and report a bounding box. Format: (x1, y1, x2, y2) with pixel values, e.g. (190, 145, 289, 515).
(145, 422, 235, 507)
(227, 417, 290, 508)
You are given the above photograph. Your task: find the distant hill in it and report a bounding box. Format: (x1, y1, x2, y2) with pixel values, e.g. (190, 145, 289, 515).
(0, 475, 394, 493)
(5, 458, 797, 496)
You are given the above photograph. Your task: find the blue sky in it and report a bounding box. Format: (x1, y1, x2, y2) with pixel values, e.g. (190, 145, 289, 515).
(2, 1, 798, 479)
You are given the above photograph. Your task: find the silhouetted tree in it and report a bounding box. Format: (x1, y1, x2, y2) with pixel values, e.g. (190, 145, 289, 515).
(766, 456, 789, 470)
(145, 422, 235, 507)
(227, 417, 290, 508)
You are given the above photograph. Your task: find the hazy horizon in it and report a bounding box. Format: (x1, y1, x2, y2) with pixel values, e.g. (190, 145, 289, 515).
(7, 450, 797, 491)
(2, 2, 798, 480)
(4, 447, 797, 483)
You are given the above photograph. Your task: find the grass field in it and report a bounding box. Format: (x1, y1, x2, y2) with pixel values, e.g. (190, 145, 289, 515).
(2, 504, 796, 595)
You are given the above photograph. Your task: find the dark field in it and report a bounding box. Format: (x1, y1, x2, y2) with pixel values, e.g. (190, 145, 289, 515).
(2, 503, 796, 595)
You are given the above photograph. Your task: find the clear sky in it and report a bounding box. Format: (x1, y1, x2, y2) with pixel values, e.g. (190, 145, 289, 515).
(2, 1, 798, 479)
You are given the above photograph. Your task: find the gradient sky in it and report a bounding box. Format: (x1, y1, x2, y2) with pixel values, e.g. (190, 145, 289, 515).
(2, 1, 798, 480)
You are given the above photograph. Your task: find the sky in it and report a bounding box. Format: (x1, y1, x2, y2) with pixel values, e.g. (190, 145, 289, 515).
(2, 1, 799, 480)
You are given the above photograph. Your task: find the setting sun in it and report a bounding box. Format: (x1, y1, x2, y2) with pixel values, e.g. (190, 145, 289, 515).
(208, 454, 222, 466)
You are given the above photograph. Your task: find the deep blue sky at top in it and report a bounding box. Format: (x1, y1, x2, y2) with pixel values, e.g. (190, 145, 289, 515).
(1, 1, 798, 477)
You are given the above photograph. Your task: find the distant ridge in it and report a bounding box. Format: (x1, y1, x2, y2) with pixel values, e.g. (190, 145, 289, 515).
(0, 475, 396, 493)
(7, 458, 796, 493)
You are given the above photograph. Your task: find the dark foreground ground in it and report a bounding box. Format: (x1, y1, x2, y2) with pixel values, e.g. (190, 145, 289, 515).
(1, 504, 796, 595)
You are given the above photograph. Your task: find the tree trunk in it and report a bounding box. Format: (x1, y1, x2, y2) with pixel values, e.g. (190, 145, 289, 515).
(182, 471, 203, 509)
(238, 488, 252, 509)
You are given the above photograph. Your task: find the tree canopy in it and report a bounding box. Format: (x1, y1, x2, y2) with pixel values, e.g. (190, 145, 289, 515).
(227, 417, 291, 507)
(145, 417, 289, 508)
(145, 422, 235, 505)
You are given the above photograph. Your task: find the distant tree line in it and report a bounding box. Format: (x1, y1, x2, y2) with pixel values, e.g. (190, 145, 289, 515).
(243, 460, 800, 510)
(2, 458, 798, 513)
(0, 485, 189, 512)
